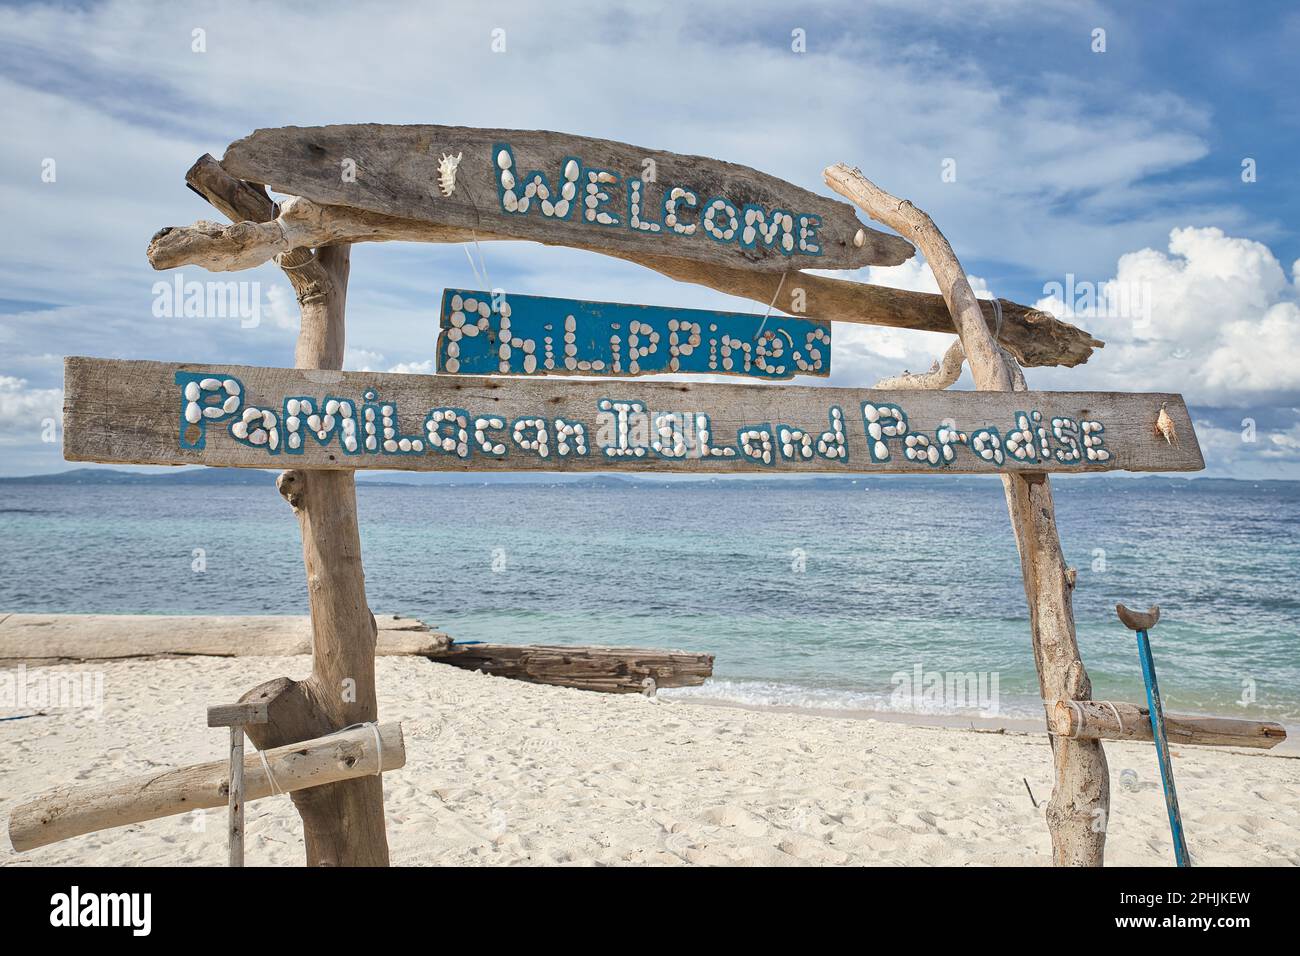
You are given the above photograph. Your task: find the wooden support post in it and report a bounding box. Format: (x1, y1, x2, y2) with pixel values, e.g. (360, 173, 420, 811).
(181, 156, 388, 866)
(825, 164, 1112, 866)
(207, 701, 269, 867)
(9, 723, 406, 853)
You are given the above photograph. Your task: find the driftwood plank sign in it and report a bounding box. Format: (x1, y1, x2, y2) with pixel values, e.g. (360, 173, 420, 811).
(438, 289, 830, 379)
(65, 358, 1204, 476)
(219, 125, 915, 273)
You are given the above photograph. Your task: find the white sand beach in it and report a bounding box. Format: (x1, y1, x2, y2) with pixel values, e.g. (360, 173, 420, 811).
(3, 655, 1298, 867)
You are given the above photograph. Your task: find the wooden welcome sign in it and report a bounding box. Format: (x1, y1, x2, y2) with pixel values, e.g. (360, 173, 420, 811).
(64, 358, 1204, 475)
(219, 125, 915, 272)
(437, 289, 831, 379)
(46, 122, 1218, 869)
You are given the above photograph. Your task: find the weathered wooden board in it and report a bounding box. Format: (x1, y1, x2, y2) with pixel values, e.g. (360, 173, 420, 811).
(0, 613, 448, 662)
(220, 125, 914, 273)
(64, 357, 1204, 475)
(438, 289, 830, 379)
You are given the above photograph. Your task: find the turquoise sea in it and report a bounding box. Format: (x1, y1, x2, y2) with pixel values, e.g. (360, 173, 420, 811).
(2, 474, 1297, 725)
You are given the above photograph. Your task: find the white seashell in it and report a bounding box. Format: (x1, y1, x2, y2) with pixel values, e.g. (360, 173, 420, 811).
(184, 402, 202, 424)
(223, 379, 240, 396)
(927, 446, 940, 465)
(200, 378, 221, 391)
(500, 168, 515, 190)
(262, 410, 276, 429)
(232, 421, 248, 439)
(496, 149, 511, 170)
(564, 159, 579, 181)
(249, 428, 267, 445)
(287, 399, 301, 416)
(384, 439, 398, 452)
(874, 440, 889, 459)
(202, 405, 225, 419)
(223, 395, 240, 413)
(184, 382, 200, 401)
(326, 400, 339, 416)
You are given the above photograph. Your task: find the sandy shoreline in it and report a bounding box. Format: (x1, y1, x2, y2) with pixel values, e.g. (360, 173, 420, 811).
(3, 655, 1297, 866)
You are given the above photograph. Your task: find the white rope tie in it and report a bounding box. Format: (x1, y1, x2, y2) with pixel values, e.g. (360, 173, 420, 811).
(1101, 700, 1125, 735)
(273, 248, 319, 270)
(463, 229, 493, 297)
(1064, 699, 1084, 739)
(253, 721, 383, 798)
(258, 747, 281, 796)
(753, 271, 789, 341)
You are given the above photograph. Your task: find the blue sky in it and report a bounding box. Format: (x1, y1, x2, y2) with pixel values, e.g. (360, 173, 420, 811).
(1, 0, 1297, 476)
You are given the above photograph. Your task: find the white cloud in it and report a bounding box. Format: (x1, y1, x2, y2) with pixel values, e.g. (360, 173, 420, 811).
(0, 376, 62, 445)
(1031, 227, 1300, 405)
(343, 348, 386, 372)
(387, 360, 434, 375)
(264, 284, 300, 331)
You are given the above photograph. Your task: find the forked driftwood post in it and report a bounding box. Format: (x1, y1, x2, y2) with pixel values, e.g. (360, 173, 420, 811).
(825, 164, 1111, 865)
(177, 156, 389, 866)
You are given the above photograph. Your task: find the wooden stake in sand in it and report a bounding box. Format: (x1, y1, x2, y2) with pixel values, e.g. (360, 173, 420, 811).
(207, 701, 268, 867)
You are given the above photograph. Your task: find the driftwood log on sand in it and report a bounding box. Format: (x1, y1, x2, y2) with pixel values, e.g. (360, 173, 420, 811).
(429, 643, 714, 694)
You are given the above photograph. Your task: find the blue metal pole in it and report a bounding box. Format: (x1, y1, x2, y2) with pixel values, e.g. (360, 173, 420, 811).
(1135, 627, 1191, 867)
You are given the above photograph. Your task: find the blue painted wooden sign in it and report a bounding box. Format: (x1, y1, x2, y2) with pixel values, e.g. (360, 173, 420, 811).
(437, 290, 831, 380)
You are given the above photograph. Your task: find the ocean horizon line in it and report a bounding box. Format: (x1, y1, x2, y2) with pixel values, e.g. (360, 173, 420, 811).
(3, 466, 1297, 489)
